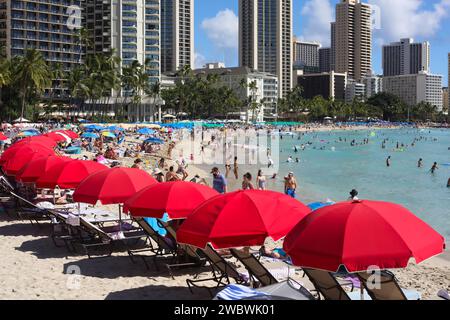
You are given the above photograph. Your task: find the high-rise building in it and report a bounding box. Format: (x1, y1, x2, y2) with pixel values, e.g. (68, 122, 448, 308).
(382, 72, 443, 111)
(293, 40, 319, 70)
(0, 0, 84, 98)
(160, 0, 194, 74)
(238, 0, 293, 98)
(319, 47, 331, 73)
(330, 22, 335, 71)
(448, 53, 450, 111)
(296, 71, 347, 102)
(84, 0, 161, 85)
(382, 38, 430, 76)
(443, 87, 449, 113)
(333, 0, 372, 81)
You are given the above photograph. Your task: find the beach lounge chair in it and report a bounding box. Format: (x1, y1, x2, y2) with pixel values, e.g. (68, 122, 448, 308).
(9, 192, 52, 225)
(156, 220, 207, 278)
(357, 270, 421, 300)
(127, 217, 178, 270)
(302, 268, 359, 300)
(214, 279, 316, 301)
(66, 217, 149, 258)
(230, 249, 279, 288)
(186, 245, 249, 297)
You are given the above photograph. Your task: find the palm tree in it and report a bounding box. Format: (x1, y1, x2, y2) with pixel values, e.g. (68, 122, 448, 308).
(13, 49, 52, 119)
(0, 49, 11, 111)
(147, 80, 161, 121)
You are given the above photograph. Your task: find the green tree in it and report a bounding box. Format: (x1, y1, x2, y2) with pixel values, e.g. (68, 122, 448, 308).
(13, 49, 52, 119)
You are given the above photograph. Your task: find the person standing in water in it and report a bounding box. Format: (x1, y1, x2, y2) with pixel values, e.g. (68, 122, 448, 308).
(256, 169, 266, 190)
(386, 156, 391, 167)
(241, 172, 255, 190)
(418, 158, 423, 168)
(284, 172, 297, 198)
(430, 162, 438, 174)
(233, 156, 239, 179)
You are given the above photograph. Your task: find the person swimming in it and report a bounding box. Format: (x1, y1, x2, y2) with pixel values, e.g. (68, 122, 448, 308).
(430, 162, 438, 174)
(418, 158, 423, 168)
(386, 156, 391, 167)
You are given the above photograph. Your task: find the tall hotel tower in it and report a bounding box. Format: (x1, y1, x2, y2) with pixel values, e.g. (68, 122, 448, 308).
(333, 0, 372, 81)
(238, 0, 292, 97)
(84, 0, 161, 85)
(0, 0, 84, 97)
(160, 0, 194, 74)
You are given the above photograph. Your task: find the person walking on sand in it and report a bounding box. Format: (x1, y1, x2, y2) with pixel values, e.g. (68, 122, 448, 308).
(284, 172, 297, 198)
(241, 172, 255, 190)
(211, 167, 227, 194)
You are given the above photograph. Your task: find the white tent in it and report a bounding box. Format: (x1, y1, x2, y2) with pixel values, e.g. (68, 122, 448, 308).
(13, 117, 31, 123)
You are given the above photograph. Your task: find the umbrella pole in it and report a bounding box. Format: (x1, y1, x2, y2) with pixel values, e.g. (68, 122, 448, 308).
(119, 204, 122, 232)
(361, 283, 364, 301)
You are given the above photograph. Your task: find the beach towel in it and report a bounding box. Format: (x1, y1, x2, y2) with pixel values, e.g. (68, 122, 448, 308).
(215, 284, 268, 300)
(145, 214, 168, 236)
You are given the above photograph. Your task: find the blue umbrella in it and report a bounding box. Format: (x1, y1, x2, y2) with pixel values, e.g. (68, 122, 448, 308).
(108, 126, 125, 132)
(307, 202, 334, 211)
(85, 124, 105, 131)
(82, 132, 99, 139)
(137, 128, 156, 135)
(144, 137, 164, 144)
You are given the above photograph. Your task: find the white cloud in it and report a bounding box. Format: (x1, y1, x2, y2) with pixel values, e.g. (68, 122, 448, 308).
(194, 52, 207, 69)
(369, 0, 450, 42)
(201, 9, 238, 49)
(299, 0, 334, 47)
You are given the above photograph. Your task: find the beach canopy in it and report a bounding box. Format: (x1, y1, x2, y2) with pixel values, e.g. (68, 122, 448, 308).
(177, 190, 311, 249)
(73, 167, 157, 205)
(0, 143, 54, 165)
(16, 155, 72, 183)
(283, 200, 446, 273)
(36, 160, 108, 189)
(81, 132, 99, 139)
(307, 201, 334, 211)
(137, 128, 155, 135)
(124, 181, 219, 220)
(108, 126, 124, 132)
(144, 137, 164, 144)
(13, 117, 30, 123)
(84, 124, 105, 131)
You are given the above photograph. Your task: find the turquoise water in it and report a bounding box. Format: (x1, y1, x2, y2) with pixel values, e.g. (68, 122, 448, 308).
(273, 128, 450, 240)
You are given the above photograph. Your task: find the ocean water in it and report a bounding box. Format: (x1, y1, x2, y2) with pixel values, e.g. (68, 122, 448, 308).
(273, 128, 450, 240)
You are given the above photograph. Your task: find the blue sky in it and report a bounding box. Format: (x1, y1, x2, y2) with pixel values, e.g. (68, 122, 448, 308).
(194, 0, 450, 85)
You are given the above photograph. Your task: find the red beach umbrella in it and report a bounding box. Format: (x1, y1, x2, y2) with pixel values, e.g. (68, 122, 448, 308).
(36, 160, 108, 189)
(283, 200, 446, 273)
(13, 136, 58, 148)
(73, 167, 157, 205)
(44, 132, 67, 143)
(16, 155, 72, 183)
(0, 144, 54, 166)
(177, 190, 311, 249)
(0, 132, 7, 141)
(56, 130, 79, 139)
(124, 181, 219, 219)
(3, 151, 53, 176)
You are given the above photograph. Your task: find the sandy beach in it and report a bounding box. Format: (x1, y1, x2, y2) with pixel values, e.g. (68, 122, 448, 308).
(0, 123, 448, 300)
